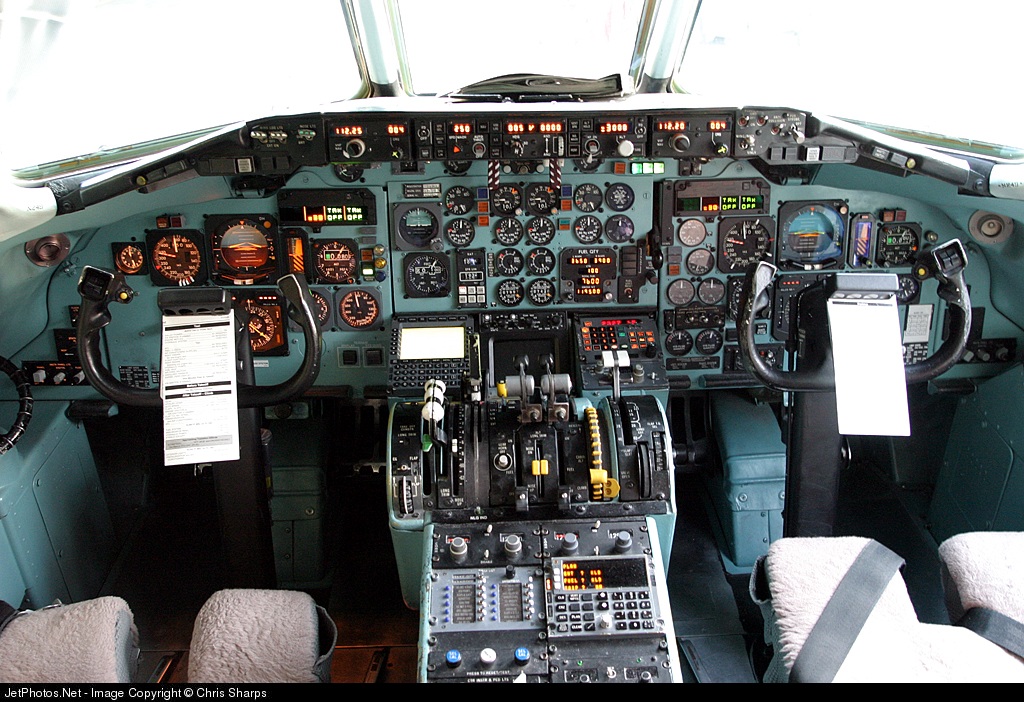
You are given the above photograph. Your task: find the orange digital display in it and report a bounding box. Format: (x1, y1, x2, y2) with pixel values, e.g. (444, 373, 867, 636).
(450, 123, 472, 135)
(656, 120, 688, 131)
(387, 124, 407, 135)
(505, 121, 563, 134)
(333, 125, 364, 136)
(599, 122, 629, 134)
(708, 119, 729, 132)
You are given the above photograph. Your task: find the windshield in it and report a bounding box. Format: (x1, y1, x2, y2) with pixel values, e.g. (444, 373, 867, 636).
(3, 0, 1023, 172)
(0, 0, 360, 171)
(396, 0, 644, 96)
(675, 0, 1024, 153)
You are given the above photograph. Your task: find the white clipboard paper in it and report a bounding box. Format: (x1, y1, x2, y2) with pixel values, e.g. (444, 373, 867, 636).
(827, 293, 911, 437)
(160, 312, 240, 466)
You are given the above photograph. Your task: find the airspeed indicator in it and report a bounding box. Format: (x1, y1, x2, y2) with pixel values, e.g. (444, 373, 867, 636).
(718, 218, 774, 273)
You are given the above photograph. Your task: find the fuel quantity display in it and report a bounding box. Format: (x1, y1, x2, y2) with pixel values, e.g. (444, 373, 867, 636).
(559, 248, 616, 302)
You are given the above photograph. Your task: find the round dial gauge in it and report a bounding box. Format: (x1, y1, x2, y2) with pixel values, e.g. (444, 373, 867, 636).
(719, 218, 772, 273)
(573, 183, 603, 213)
(397, 206, 439, 248)
(445, 218, 475, 247)
(896, 273, 921, 304)
(314, 240, 356, 283)
(526, 247, 556, 276)
(526, 217, 556, 245)
(527, 278, 555, 305)
(686, 249, 715, 276)
(338, 289, 380, 328)
(779, 202, 846, 267)
(604, 214, 635, 243)
(495, 248, 524, 276)
(526, 183, 559, 216)
(494, 217, 524, 245)
(115, 243, 145, 275)
(697, 278, 726, 305)
(695, 328, 723, 355)
(490, 184, 522, 215)
(678, 219, 707, 247)
(151, 233, 203, 285)
(242, 300, 280, 354)
(444, 185, 474, 215)
(876, 224, 920, 267)
(404, 253, 450, 297)
(665, 331, 694, 356)
(604, 183, 635, 211)
(308, 289, 332, 328)
(496, 279, 525, 307)
(666, 279, 696, 306)
(573, 215, 602, 244)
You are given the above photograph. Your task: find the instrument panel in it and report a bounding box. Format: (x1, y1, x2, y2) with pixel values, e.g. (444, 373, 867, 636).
(16, 105, 1021, 393)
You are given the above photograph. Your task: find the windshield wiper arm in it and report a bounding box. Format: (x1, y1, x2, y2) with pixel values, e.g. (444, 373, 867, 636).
(447, 73, 627, 102)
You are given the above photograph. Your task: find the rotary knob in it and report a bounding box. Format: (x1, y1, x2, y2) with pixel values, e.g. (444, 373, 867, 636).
(449, 537, 468, 562)
(504, 534, 523, 560)
(561, 532, 579, 555)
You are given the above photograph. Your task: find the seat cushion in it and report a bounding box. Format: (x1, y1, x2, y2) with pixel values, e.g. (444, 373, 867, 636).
(188, 589, 336, 683)
(0, 597, 138, 683)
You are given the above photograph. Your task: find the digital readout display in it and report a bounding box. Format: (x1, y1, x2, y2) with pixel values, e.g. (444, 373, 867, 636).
(557, 557, 648, 591)
(708, 119, 729, 131)
(599, 121, 630, 134)
(677, 194, 764, 214)
(505, 121, 564, 134)
(560, 249, 616, 301)
(301, 205, 367, 224)
(655, 120, 688, 131)
(333, 125, 364, 136)
(450, 123, 473, 135)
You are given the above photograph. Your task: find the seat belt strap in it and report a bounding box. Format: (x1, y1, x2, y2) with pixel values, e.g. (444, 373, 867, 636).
(790, 540, 904, 683)
(957, 607, 1024, 659)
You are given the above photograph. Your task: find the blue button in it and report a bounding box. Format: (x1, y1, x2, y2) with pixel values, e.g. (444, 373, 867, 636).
(445, 649, 462, 667)
(514, 647, 531, 664)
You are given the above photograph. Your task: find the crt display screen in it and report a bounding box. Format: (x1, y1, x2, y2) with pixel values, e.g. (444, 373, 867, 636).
(398, 326, 465, 361)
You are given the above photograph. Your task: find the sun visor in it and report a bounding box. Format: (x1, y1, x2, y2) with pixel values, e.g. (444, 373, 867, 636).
(0, 180, 57, 243)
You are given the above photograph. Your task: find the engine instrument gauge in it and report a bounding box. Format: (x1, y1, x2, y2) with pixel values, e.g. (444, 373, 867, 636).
(526, 217, 556, 245)
(778, 201, 847, 269)
(444, 185, 474, 215)
(445, 218, 475, 247)
(490, 184, 522, 215)
(112, 242, 146, 275)
(495, 248, 524, 276)
(527, 278, 555, 305)
(695, 328, 723, 355)
(525, 183, 559, 215)
(404, 253, 450, 298)
(604, 215, 635, 243)
(604, 183, 635, 211)
(526, 247, 556, 276)
(494, 217, 524, 245)
(208, 215, 278, 285)
(496, 279, 525, 307)
(686, 249, 715, 276)
(678, 219, 707, 247)
(876, 223, 921, 267)
(396, 206, 439, 248)
(573, 183, 603, 213)
(666, 279, 696, 306)
(718, 217, 774, 273)
(311, 239, 358, 284)
(338, 289, 381, 329)
(573, 215, 602, 244)
(697, 278, 726, 305)
(147, 230, 205, 286)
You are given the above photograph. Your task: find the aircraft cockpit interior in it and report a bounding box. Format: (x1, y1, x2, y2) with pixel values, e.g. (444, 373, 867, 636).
(2, 0, 1024, 685)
